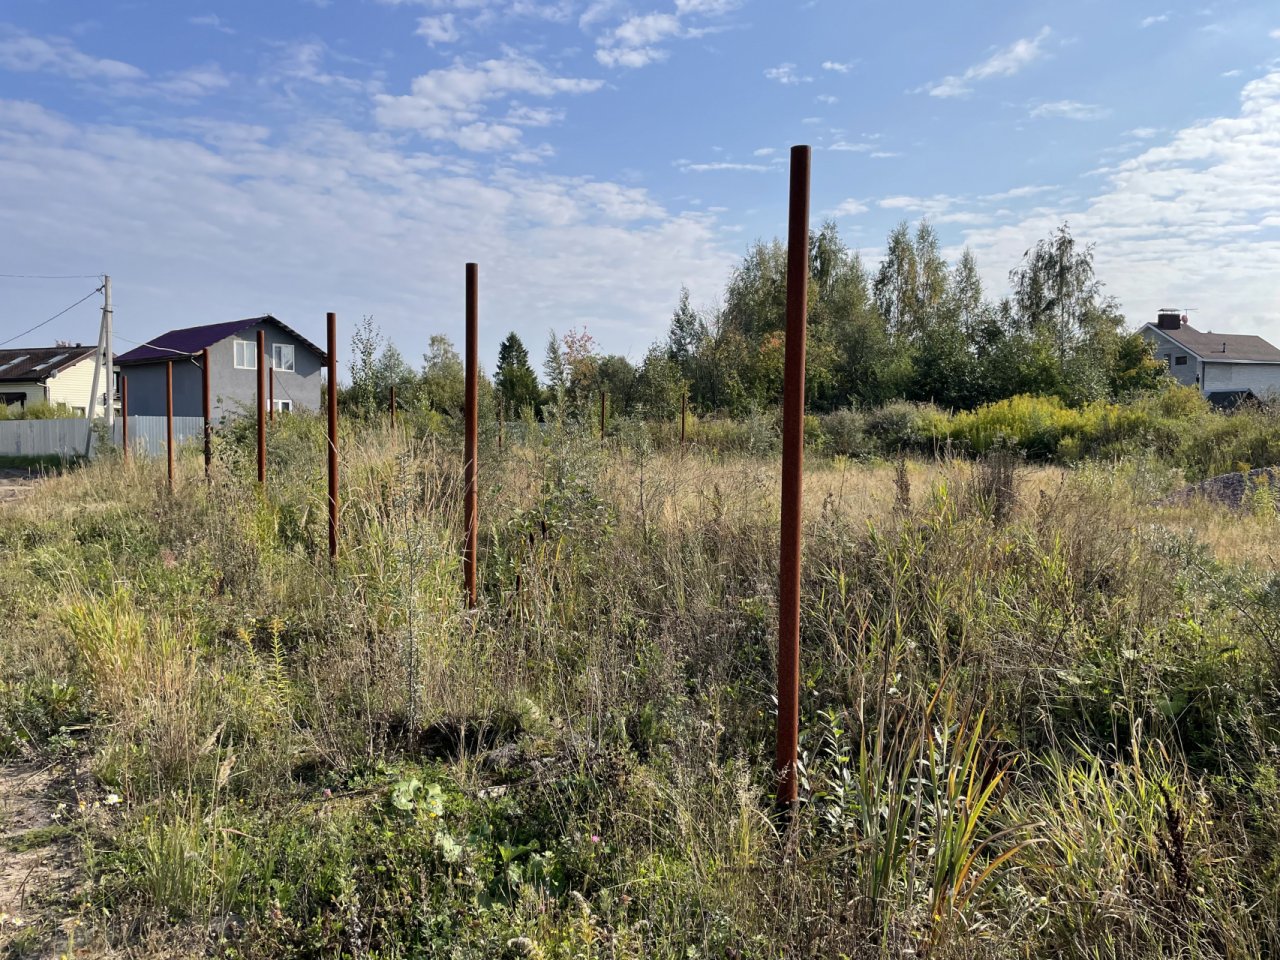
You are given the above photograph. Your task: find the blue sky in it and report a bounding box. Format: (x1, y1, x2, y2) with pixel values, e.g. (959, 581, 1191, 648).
(3, 0, 1280, 373)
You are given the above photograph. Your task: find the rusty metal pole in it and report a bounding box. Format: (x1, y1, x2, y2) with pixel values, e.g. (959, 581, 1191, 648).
(120, 375, 129, 462)
(599, 391, 606, 443)
(256, 330, 266, 487)
(680, 390, 687, 447)
(390, 384, 397, 430)
(776, 144, 811, 813)
(165, 361, 175, 491)
(201, 348, 212, 482)
(269, 367, 275, 423)
(464, 263, 479, 608)
(327, 313, 339, 561)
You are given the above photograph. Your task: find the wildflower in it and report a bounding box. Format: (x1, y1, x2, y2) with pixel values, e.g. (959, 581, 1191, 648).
(590, 834, 600, 843)
(104, 793, 122, 806)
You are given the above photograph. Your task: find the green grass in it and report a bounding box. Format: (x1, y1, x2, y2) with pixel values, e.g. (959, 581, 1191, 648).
(2, 410, 1279, 959)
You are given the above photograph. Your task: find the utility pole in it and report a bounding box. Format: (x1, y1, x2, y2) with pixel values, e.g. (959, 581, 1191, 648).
(103, 275, 114, 431)
(84, 275, 109, 456)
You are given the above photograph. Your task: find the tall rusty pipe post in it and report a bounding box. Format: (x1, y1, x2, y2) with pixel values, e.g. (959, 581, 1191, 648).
(201, 348, 212, 482)
(464, 264, 479, 608)
(776, 144, 811, 812)
(269, 368, 276, 423)
(165, 361, 175, 491)
(390, 384, 397, 430)
(256, 330, 267, 487)
(326, 313, 339, 561)
(599, 391, 606, 443)
(120, 375, 129, 462)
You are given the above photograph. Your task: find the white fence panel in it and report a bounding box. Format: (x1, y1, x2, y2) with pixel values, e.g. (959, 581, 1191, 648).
(117, 417, 206, 458)
(0, 417, 206, 459)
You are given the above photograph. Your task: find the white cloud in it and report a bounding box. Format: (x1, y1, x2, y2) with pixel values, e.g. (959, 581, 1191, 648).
(816, 94, 838, 104)
(1129, 127, 1159, 139)
(0, 99, 734, 364)
(416, 14, 461, 43)
(189, 14, 234, 34)
(753, 147, 776, 156)
(594, 2, 734, 70)
(1140, 13, 1170, 27)
(1030, 99, 1112, 121)
(821, 60, 855, 73)
(765, 63, 812, 85)
(962, 70, 1280, 340)
(831, 198, 868, 216)
(922, 26, 1051, 98)
(0, 25, 144, 82)
(676, 159, 771, 172)
(374, 52, 601, 151)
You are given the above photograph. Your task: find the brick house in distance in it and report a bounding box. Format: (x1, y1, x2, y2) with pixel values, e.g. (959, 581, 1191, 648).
(1140, 310, 1280, 408)
(115, 316, 327, 419)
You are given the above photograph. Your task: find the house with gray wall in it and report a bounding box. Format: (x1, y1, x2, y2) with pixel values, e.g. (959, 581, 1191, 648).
(114, 316, 326, 420)
(1141, 311, 1280, 408)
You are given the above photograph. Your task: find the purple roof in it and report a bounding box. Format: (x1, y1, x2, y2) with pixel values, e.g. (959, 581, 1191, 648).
(116, 315, 326, 365)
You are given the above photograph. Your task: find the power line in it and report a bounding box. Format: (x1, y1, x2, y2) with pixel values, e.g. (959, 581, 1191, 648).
(0, 273, 104, 280)
(112, 333, 203, 361)
(0, 285, 104, 348)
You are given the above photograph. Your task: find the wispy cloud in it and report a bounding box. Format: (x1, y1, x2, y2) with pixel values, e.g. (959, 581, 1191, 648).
(1030, 99, 1112, 121)
(764, 62, 812, 85)
(1140, 12, 1170, 28)
(594, 2, 735, 69)
(676, 159, 771, 173)
(921, 26, 1051, 98)
(416, 14, 461, 44)
(822, 60, 855, 73)
(189, 14, 234, 34)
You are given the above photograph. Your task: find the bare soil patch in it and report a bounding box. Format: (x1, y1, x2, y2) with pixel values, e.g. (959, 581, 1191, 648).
(0, 764, 77, 957)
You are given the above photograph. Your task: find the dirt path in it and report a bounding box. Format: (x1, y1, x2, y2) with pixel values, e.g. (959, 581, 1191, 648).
(0, 468, 40, 506)
(0, 763, 79, 957)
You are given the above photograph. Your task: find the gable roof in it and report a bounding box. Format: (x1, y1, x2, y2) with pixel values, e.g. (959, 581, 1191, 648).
(1144, 322, 1280, 363)
(0, 345, 98, 383)
(115, 315, 327, 365)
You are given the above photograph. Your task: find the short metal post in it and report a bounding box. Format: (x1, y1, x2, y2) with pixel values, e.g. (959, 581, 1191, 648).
(165, 361, 175, 491)
(201, 348, 212, 481)
(390, 384, 397, 429)
(256, 330, 266, 486)
(121, 375, 129, 462)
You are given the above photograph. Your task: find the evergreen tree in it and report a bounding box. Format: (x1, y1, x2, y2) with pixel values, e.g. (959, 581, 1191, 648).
(495, 332, 540, 416)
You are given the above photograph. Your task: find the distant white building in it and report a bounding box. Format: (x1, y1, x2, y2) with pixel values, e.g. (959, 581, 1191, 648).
(0, 344, 108, 416)
(1140, 311, 1280, 408)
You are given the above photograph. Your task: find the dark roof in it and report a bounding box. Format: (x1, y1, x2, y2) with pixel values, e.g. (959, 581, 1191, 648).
(1145, 322, 1280, 363)
(1206, 390, 1257, 410)
(0, 345, 97, 383)
(115, 315, 327, 365)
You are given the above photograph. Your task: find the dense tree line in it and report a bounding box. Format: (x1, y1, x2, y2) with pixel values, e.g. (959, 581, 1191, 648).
(342, 220, 1165, 422)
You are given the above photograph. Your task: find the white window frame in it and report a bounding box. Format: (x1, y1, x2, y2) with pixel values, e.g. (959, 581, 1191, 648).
(233, 339, 257, 370)
(272, 343, 295, 373)
(273, 399, 293, 413)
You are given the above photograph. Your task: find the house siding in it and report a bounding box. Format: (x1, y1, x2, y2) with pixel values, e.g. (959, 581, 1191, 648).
(1204, 361, 1280, 396)
(1140, 328, 1199, 387)
(1, 383, 48, 411)
(46, 356, 108, 416)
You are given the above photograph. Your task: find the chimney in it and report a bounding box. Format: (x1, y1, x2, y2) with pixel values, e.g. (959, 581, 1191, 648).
(1157, 309, 1183, 331)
